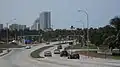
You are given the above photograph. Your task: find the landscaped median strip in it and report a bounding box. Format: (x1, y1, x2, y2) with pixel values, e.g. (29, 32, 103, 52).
(30, 42, 68, 58)
(30, 45, 53, 58)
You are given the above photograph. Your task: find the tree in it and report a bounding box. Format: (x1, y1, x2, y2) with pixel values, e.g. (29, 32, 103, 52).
(115, 30, 120, 50)
(103, 35, 116, 50)
(110, 16, 120, 31)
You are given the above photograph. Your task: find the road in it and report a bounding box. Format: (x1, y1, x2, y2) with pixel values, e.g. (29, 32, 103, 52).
(0, 42, 67, 67)
(39, 44, 120, 67)
(0, 41, 120, 67)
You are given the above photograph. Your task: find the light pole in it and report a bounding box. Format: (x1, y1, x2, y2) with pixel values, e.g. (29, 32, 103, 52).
(6, 23, 9, 44)
(76, 20, 85, 47)
(70, 26, 75, 54)
(78, 10, 90, 57)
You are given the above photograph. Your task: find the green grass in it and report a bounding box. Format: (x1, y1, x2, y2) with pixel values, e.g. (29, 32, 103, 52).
(112, 56, 120, 60)
(30, 46, 53, 58)
(0, 49, 3, 53)
(66, 44, 97, 49)
(0, 43, 24, 48)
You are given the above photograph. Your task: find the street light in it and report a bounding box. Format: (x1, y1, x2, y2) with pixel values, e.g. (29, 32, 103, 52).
(76, 20, 85, 29)
(76, 20, 86, 47)
(6, 18, 16, 44)
(70, 26, 76, 54)
(78, 10, 90, 57)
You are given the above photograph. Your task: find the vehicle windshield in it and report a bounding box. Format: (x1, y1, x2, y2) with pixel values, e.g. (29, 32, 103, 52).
(0, 0, 120, 67)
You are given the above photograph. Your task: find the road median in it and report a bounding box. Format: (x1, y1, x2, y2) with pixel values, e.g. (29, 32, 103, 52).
(30, 42, 68, 58)
(30, 45, 53, 58)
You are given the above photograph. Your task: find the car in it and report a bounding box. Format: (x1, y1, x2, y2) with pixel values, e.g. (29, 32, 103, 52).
(46, 42, 50, 45)
(25, 46, 31, 49)
(44, 51, 52, 57)
(68, 53, 80, 59)
(69, 42, 73, 45)
(60, 50, 69, 57)
(54, 49, 60, 54)
(57, 45, 62, 49)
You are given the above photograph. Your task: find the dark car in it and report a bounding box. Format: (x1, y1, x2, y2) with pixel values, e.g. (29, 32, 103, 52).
(60, 50, 69, 57)
(57, 45, 62, 49)
(68, 53, 79, 59)
(54, 49, 60, 54)
(69, 42, 73, 45)
(44, 51, 52, 57)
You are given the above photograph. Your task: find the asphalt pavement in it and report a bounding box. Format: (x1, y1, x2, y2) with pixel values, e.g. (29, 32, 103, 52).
(38, 43, 120, 67)
(0, 41, 120, 67)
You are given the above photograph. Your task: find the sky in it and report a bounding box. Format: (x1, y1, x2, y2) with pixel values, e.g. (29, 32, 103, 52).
(0, 0, 120, 29)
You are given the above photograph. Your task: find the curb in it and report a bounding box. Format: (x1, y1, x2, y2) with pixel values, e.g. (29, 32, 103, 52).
(0, 49, 12, 57)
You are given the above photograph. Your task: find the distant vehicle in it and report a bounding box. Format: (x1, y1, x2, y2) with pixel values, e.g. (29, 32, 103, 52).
(25, 40, 32, 44)
(44, 51, 52, 57)
(25, 46, 31, 49)
(9, 40, 17, 45)
(60, 50, 69, 57)
(54, 49, 60, 54)
(68, 53, 79, 59)
(46, 42, 50, 45)
(34, 41, 38, 44)
(57, 45, 62, 49)
(0, 41, 5, 44)
(69, 42, 73, 45)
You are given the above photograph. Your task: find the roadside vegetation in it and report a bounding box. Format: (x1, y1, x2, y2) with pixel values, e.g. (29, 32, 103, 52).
(0, 43, 24, 48)
(112, 56, 120, 60)
(66, 44, 97, 49)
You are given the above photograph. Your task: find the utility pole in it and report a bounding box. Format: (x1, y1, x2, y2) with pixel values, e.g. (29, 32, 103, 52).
(78, 10, 90, 58)
(6, 23, 9, 44)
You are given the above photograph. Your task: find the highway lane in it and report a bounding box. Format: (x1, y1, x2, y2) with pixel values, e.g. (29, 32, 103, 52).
(0, 42, 70, 67)
(0, 41, 120, 67)
(39, 44, 120, 67)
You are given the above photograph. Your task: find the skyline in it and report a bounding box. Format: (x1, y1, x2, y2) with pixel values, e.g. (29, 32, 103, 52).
(0, 0, 120, 29)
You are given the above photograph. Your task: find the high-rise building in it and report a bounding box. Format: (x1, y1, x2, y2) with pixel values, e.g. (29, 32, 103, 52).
(9, 24, 26, 30)
(18, 25, 26, 30)
(31, 11, 51, 31)
(31, 18, 40, 30)
(9, 24, 19, 30)
(0, 24, 3, 30)
(40, 11, 51, 30)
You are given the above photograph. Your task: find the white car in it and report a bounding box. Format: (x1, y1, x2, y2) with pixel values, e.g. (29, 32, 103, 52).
(54, 49, 60, 54)
(44, 51, 52, 57)
(25, 46, 31, 49)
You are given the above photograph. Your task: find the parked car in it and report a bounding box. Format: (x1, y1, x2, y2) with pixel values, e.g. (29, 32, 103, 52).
(54, 49, 60, 54)
(44, 51, 52, 57)
(60, 50, 69, 57)
(68, 53, 79, 59)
